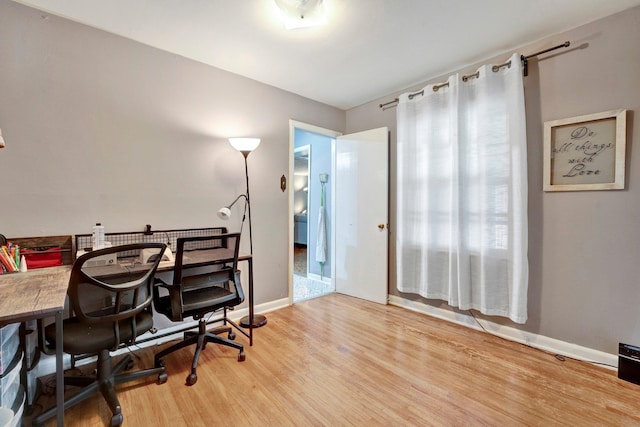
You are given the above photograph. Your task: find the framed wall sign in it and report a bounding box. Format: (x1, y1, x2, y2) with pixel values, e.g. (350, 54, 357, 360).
(543, 109, 627, 192)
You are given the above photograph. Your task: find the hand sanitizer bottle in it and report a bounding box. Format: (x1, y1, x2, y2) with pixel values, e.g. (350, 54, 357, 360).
(92, 223, 105, 250)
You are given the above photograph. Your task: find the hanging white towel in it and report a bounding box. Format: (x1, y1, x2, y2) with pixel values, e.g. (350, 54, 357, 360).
(316, 206, 327, 264)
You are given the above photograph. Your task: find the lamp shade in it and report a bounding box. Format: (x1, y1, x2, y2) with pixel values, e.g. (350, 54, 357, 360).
(0, 128, 5, 149)
(217, 207, 231, 220)
(229, 138, 261, 153)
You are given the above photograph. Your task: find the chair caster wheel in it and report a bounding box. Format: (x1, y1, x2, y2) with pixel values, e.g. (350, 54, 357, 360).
(186, 373, 197, 386)
(229, 331, 236, 340)
(238, 350, 246, 362)
(110, 413, 123, 427)
(158, 372, 168, 384)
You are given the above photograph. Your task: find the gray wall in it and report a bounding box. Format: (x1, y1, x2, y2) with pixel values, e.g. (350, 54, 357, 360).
(346, 6, 640, 354)
(0, 0, 345, 307)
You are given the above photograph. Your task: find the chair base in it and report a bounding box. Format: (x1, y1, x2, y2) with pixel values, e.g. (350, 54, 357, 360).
(33, 349, 167, 427)
(154, 318, 245, 386)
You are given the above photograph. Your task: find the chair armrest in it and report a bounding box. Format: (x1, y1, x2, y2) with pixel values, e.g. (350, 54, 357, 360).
(37, 318, 56, 356)
(153, 277, 184, 322)
(233, 270, 245, 304)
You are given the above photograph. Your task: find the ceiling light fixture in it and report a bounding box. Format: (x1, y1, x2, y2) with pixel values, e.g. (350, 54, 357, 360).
(273, 0, 327, 30)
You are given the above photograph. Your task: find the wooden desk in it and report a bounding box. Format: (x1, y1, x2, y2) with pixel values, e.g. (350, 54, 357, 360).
(0, 266, 70, 427)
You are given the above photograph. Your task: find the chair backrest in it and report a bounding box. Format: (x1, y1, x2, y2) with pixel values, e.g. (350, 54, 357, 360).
(68, 243, 167, 348)
(169, 233, 244, 318)
(172, 233, 241, 285)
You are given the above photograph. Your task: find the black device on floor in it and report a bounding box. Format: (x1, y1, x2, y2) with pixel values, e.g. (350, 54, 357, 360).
(618, 343, 640, 385)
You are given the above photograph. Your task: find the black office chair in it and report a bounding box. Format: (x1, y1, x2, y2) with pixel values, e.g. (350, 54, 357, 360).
(33, 243, 168, 427)
(153, 233, 245, 386)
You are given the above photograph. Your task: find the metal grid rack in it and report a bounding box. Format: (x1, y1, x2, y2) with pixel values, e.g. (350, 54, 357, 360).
(75, 227, 228, 259)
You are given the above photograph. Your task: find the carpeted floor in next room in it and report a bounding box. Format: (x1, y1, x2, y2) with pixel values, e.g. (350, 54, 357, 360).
(294, 245, 307, 275)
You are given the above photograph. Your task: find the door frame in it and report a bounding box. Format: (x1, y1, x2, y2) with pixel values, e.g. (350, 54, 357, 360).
(288, 120, 341, 304)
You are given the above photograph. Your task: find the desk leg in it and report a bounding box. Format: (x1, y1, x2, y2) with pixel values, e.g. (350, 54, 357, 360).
(239, 257, 267, 345)
(55, 311, 64, 426)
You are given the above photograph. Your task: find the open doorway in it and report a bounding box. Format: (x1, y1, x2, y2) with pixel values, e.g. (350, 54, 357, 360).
(289, 121, 340, 303)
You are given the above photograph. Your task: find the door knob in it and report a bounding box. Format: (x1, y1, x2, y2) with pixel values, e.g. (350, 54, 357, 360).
(378, 224, 385, 230)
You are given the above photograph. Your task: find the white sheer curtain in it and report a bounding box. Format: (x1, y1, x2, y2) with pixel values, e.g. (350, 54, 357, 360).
(396, 53, 528, 323)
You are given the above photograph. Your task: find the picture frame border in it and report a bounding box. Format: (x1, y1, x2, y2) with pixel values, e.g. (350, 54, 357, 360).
(543, 109, 627, 192)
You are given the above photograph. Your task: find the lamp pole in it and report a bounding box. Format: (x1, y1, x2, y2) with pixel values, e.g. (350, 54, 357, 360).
(242, 152, 253, 255)
(238, 150, 267, 329)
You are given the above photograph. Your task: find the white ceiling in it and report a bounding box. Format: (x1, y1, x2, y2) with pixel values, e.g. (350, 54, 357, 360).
(14, 0, 640, 110)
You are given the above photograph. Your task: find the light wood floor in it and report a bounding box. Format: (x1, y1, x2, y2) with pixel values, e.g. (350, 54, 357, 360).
(32, 293, 640, 426)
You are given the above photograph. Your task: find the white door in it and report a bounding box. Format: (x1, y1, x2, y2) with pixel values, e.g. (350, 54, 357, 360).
(334, 127, 389, 304)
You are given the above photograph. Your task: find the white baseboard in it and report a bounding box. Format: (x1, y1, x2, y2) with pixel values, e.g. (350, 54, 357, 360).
(34, 297, 292, 379)
(388, 295, 618, 369)
(254, 297, 290, 315)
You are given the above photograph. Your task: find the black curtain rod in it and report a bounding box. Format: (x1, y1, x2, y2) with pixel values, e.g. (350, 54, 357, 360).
(525, 40, 571, 60)
(379, 41, 571, 110)
(522, 40, 570, 76)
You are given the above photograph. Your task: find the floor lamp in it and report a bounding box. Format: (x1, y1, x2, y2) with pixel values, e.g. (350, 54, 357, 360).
(219, 137, 267, 328)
